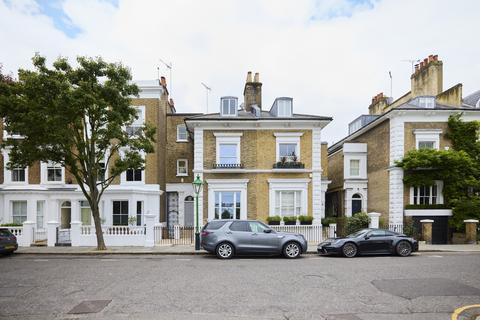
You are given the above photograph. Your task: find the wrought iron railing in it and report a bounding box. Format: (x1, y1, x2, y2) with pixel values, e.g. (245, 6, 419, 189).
(273, 161, 305, 169)
(213, 163, 244, 169)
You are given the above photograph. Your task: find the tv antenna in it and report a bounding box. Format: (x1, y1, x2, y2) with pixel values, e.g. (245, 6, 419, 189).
(389, 71, 393, 98)
(159, 58, 172, 94)
(201, 82, 211, 114)
(401, 59, 420, 74)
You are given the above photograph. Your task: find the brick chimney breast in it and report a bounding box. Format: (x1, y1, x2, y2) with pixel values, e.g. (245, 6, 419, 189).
(411, 54, 443, 98)
(243, 71, 262, 112)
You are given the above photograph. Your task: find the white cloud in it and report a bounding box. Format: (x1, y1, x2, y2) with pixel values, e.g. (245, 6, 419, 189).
(1, 0, 479, 144)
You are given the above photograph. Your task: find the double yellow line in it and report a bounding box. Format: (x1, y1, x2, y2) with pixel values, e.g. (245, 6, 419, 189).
(451, 304, 480, 320)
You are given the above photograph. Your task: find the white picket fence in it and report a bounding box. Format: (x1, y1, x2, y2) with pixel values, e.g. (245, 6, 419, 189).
(270, 225, 333, 243)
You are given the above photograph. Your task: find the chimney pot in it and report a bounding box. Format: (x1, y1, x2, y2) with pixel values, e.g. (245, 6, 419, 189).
(414, 64, 419, 71)
(433, 55, 438, 61)
(254, 72, 260, 82)
(246, 71, 253, 83)
(423, 58, 428, 65)
(428, 54, 434, 62)
(160, 76, 167, 87)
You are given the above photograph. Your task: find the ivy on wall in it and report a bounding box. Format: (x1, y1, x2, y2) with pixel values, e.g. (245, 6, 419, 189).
(396, 113, 480, 230)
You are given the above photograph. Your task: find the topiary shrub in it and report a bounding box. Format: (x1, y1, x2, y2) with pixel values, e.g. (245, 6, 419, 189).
(283, 216, 297, 225)
(345, 212, 370, 235)
(266, 215, 281, 225)
(321, 217, 337, 226)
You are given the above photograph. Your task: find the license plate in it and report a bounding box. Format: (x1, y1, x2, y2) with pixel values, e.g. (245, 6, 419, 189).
(4, 246, 15, 249)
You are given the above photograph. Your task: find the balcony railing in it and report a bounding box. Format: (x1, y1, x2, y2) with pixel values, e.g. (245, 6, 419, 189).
(273, 161, 305, 169)
(213, 163, 244, 169)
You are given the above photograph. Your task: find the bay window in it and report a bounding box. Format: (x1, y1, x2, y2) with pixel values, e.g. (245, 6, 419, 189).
(113, 200, 129, 226)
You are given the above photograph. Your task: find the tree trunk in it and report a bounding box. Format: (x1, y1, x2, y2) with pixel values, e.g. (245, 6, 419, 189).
(91, 195, 107, 250)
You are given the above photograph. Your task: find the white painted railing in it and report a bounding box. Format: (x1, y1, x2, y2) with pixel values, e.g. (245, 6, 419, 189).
(80, 226, 145, 235)
(389, 224, 403, 234)
(270, 225, 331, 243)
(34, 228, 47, 242)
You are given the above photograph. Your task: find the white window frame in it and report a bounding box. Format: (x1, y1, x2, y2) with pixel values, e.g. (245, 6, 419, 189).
(112, 200, 129, 226)
(414, 129, 441, 150)
(276, 99, 292, 117)
(206, 179, 248, 221)
(2, 150, 28, 185)
(79, 200, 92, 226)
(418, 96, 435, 108)
(214, 191, 242, 220)
(125, 105, 145, 137)
(349, 159, 360, 176)
(36, 200, 45, 229)
(120, 150, 145, 184)
(41, 161, 65, 184)
(214, 132, 242, 165)
(274, 132, 302, 162)
(177, 124, 188, 142)
(409, 180, 444, 205)
(220, 97, 238, 117)
(268, 179, 309, 217)
(274, 190, 302, 217)
(12, 200, 27, 225)
(176, 159, 188, 176)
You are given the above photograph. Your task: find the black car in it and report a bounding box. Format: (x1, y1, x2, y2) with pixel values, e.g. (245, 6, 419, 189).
(317, 228, 418, 258)
(0, 228, 18, 254)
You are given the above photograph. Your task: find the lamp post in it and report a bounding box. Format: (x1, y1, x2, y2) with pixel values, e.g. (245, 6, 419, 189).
(192, 174, 203, 250)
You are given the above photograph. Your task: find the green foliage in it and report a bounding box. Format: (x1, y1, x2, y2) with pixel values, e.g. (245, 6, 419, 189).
(335, 216, 348, 237)
(0, 54, 156, 250)
(321, 217, 337, 226)
(266, 215, 281, 223)
(379, 215, 388, 229)
(128, 216, 137, 226)
(0, 223, 22, 227)
(345, 212, 370, 235)
(404, 204, 450, 210)
(298, 215, 313, 224)
(396, 114, 480, 231)
(402, 217, 418, 238)
(282, 216, 297, 223)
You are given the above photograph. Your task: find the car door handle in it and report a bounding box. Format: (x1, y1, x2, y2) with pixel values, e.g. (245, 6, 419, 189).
(252, 233, 258, 236)
(226, 231, 232, 235)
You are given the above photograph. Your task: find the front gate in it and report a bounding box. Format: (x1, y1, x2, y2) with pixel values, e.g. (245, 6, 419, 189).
(56, 228, 71, 246)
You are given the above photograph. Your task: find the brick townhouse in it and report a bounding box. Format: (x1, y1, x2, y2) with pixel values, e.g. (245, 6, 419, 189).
(184, 72, 332, 226)
(0, 80, 172, 239)
(325, 55, 480, 244)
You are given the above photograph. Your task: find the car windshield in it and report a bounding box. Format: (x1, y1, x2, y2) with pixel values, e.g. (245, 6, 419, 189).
(346, 229, 370, 238)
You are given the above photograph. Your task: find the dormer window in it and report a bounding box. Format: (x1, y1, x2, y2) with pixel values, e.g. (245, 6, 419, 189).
(276, 98, 292, 117)
(221, 97, 238, 116)
(418, 96, 435, 108)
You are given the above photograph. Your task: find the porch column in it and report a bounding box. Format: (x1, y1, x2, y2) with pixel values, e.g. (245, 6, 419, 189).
(144, 213, 155, 247)
(311, 127, 322, 225)
(464, 219, 479, 244)
(368, 212, 381, 229)
(21, 221, 35, 247)
(70, 221, 82, 247)
(47, 220, 59, 247)
(71, 200, 81, 223)
(193, 127, 204, 227)
(420, 219, 434, 244)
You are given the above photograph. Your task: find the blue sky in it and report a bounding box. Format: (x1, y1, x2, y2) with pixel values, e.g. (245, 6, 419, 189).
(34, 0, 119, 37)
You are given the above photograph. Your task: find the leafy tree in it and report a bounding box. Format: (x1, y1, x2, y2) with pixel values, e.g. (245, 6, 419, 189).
(396, 113, 480, 230)
(0, 55, 156, 250)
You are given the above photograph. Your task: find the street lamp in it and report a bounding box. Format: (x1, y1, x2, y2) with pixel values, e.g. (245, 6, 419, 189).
(192, 174, 203, 250)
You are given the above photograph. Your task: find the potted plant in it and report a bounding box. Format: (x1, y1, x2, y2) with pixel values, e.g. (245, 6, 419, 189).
(128, 216, 137, 227)
(298, 215, 313, 225)
(266, 215, 281, 225)
(283, 215, 297, 225)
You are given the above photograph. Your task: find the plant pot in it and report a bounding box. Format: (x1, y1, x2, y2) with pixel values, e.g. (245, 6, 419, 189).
(300, 221, 312, 225)
(284, 221, 296, 225)
(268, 221, 280, 225)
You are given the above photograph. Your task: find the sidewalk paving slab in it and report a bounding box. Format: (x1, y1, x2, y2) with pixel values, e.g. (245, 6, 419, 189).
(12, 243, 480, 255)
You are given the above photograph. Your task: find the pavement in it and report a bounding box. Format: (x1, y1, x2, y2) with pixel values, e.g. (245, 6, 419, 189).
(1, 252, 479, 319)
(13, 242, 480, 255)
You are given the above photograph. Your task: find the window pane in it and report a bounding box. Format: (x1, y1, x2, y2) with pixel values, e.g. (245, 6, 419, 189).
(418, 141, 435, 149)
(350, 160, 360, 176)
(12, 201, 27, 224)
(36, 201, 44, 229)
(229, 221, 249, 232)
(279, 143, 297, 160)
(177, 125, 187, 140)
(134, 169, 142, 181)
(219, 144, 237, 164)
(136, 201, 142, 226)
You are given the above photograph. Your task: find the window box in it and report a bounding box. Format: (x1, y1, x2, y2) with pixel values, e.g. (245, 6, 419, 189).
(273, 161, 305, 169)
(298, 215, 313, 225)
(282, 216, 297, 225)
(266, 215, 281, 225)
(405, 204, 450, 210)
(213, 163, 244, 169)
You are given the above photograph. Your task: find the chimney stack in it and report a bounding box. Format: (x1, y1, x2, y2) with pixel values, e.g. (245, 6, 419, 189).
(243, 71, 262, 112)
(368, 92, 389, 115)
(411, 54, 443, 98)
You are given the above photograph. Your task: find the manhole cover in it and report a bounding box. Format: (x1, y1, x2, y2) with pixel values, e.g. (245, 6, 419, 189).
(372, 278, 480, 299)
(68, 300, 111, 314)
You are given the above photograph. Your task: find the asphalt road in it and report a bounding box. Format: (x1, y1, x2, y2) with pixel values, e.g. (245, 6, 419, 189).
(1, 252, 479, 320)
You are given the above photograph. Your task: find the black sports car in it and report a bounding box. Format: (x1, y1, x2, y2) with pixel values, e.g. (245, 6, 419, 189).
(317, 228, 418, 257)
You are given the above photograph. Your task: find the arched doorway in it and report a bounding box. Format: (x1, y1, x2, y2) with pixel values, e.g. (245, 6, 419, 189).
(60, 201, 72, 229)
(351, 194, 362, 215)
(184, 196, 194, 227)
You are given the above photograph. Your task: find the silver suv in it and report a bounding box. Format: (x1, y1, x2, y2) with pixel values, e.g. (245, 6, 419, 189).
(201, 220, 307, 259)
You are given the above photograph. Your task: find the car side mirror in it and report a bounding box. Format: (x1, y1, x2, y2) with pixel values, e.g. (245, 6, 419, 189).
(364, 235, 370, 240)
(264, 229, 272, 233)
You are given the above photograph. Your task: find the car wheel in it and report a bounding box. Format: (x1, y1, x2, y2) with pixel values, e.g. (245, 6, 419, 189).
(396, 241, 412, 257)
(342, 243, 357, 258)
(216, 242, 234, 259)
(283, 241, 301, 259)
